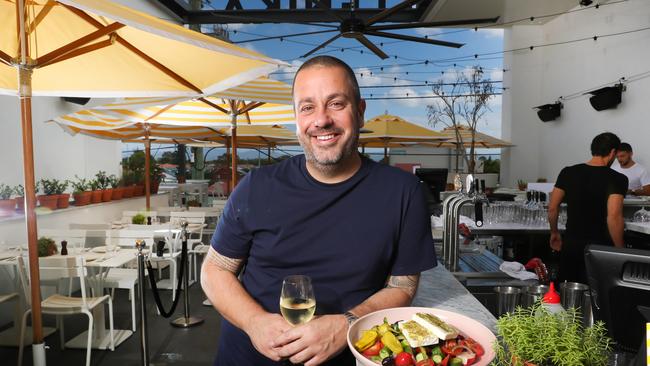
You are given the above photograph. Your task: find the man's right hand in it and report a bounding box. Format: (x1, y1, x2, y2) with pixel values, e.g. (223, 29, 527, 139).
(549, 232, 562, 252)
(245, 312, 292, 361)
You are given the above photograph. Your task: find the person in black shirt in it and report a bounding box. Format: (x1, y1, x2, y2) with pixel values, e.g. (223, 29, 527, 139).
(548, 132, 628, 283)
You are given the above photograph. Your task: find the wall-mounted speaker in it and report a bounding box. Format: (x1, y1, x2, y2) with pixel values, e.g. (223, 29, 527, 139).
(61, 97, 91, 105)
(588, 84, 624, 111)
(534, 102, 563, 122)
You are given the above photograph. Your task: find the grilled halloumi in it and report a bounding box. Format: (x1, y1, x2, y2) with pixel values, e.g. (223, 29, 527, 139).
(412, 313, 459, 340)
(398, 320, 439, 348)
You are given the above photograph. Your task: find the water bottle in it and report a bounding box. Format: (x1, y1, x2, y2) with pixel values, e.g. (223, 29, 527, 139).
(541, 282, 565, 314)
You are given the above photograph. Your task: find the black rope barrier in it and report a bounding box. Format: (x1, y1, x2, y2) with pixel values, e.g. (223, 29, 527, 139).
(147, 237, 187, 318)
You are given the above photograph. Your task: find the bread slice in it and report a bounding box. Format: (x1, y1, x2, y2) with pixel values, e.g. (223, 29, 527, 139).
(412, 313, 459, 340)
(398, 320, 439, 348)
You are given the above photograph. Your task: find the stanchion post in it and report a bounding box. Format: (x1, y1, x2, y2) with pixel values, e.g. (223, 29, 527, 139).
(136, 239, 150, 366)
(171, 221, 204, 328)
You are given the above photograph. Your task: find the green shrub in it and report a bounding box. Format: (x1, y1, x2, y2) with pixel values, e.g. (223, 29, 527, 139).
(131, 213, 146, 225)
(37, 237, 58, 257)
(0, 184, 13, 200)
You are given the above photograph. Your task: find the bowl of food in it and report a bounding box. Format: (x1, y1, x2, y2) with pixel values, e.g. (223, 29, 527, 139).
(347, 307, 495, 366)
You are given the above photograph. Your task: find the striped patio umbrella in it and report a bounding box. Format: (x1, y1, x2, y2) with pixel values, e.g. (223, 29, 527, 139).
(3, 0, 283, 355)
(359, 114, 448, 160)
(430, 125, 514, 148)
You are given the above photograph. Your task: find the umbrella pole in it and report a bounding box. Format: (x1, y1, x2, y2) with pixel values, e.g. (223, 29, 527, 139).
(230, 113, 238, 191)
(20, 65, 47, 366)
(144, 128, 151, 211)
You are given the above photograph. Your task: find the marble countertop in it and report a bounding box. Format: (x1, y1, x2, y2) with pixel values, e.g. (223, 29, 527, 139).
(412, 264, 497, 333)
(626, 221, 650, 234)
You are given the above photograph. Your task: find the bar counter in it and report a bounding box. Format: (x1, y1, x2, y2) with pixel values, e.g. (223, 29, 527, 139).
(412, 264, 497, 332)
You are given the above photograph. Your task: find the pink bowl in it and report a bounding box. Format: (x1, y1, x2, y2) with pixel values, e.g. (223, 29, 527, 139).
(347, 307, 496, 366)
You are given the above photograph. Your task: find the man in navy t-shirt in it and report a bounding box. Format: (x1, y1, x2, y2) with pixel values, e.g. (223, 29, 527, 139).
(201, 56, 436, 366)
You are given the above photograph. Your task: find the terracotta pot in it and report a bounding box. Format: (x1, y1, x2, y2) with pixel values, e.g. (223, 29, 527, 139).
(102, 189, 113, 202)
(73, 191, 92, 206)
(122, 185, 135, 198)
(150, 180, 161, 194)
(91, 190, 103, 204)
(14, 196, 24, 212)
(134, 184, 144, 196)
(111, 187, 124, 200)
(0, 199, 16, 217)
(57, 193, 70, 209)
(37, 195, 58, 210)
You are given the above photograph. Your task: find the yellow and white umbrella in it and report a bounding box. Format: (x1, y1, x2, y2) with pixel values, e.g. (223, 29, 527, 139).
(431, 125, 514, 148)
(359, 114, 448, 159)
(3, 0, 284, 355)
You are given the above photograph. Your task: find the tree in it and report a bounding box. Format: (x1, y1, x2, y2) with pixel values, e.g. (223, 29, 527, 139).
(427, 66, 495, 174)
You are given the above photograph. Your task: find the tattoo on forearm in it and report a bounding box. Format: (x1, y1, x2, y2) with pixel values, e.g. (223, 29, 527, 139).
(206, 247, 243, 273)
(386, 275, 419, 297)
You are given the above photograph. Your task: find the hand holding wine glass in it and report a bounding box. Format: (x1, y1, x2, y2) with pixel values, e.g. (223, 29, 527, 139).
(280, 275, 316, 326)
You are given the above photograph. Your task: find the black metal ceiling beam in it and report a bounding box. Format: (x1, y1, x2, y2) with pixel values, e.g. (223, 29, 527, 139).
(155, 5, 425, 25)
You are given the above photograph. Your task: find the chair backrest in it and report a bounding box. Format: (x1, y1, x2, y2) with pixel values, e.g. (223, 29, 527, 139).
(16, 256, 31, 307)
(170, 211, 205, 225)
(68, 223, 111, 248)
(107, 229, 155, 249)
(39, 229, 86, 251)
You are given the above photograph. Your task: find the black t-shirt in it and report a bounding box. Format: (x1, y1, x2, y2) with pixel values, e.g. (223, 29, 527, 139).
(555, 163, 628, 244)
(211, 154, 436, 366)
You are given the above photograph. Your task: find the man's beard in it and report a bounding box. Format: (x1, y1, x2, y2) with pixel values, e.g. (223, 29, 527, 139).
(298, 125, 360, 174)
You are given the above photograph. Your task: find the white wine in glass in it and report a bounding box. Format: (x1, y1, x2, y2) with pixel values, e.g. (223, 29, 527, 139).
(280, 275, 316, 326)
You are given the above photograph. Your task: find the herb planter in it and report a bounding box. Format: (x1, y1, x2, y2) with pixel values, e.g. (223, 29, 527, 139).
(15, 196, 25, 212)
(37, 195, 58, 210)
(73, 191, 92, 206)
(0, 198, 16, 216)
(90, 190, 102, 204)
(112, 187, 124, 200)
(123, 185, 135, 198)
(101, 188, 113, 202)
(57, 193, 70, 209)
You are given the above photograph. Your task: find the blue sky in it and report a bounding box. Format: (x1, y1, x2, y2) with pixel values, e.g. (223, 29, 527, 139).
(140, 1, 505, 161)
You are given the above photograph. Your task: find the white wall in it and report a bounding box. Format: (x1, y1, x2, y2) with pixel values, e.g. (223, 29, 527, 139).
(389, 146, 455, 171)
(501, 1, 650, 186)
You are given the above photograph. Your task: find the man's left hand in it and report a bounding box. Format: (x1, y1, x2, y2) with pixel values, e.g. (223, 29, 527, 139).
(272, 314, 348, 366)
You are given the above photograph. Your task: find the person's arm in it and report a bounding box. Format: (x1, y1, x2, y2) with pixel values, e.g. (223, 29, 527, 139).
(606, 193, 625, 247)
(548, 187, 565, 251)
(273, 274, 420, 366)
(201, 247, 291, 361)
(632, 185, 650, 196)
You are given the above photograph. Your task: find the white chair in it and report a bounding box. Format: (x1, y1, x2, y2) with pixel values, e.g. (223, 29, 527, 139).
(17, 256, 115, 366)
(151, 206, 183, 223)
(38, 229, 86, 296)
(68, 223, 112, 248)
(171, 211, 206, 283)
(104, 230, 154, 331)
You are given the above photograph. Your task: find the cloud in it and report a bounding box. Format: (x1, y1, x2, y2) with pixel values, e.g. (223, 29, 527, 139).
(413, 27, 444, 37)
(489, 68, 503, 81)
(478, 28, 503, 39)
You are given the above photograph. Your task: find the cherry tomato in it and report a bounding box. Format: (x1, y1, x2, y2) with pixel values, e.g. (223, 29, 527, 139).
(362, 341, 384, 357)
(416, 360, 435, 366)
(441, 340, 462, 356)
(395, 352, 415, 366)
(440, 354, 451, 366)
(461, 338, 485, 357)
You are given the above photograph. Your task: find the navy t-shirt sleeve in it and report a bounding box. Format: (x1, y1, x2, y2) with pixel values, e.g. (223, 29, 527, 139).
(389, 181, 437, 276)
(210, 173, 253, 259)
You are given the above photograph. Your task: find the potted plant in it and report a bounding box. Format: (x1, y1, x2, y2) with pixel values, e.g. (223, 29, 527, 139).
(38, 179, 59, 210)
(150, 163, 164, 194)
(88, 178, 102, 204)
(490, 304, 611, 366)
(517, 179, 527, 191)
(55, 179, 70, 209)
(37, 237, 58, 257)
(71, 176, 91, 206)
(131, 213, 146, 225)
(96, 171, 113, 202)
(109, 175, 123, 200)
(0, 183, 16, 217)
(14, 184, 24, 212)
(133, 168, 145, 197)
(122, 172, 135, 198)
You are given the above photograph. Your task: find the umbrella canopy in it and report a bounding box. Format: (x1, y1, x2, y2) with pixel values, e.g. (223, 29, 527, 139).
(5, 0, 284, 356)
(430, 125, 514, 148)
(359, 114, 448, 159)
(0, 0, 283, 97)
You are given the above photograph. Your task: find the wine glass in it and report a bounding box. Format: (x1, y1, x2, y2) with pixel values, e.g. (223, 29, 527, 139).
(280, 275, 316, 326)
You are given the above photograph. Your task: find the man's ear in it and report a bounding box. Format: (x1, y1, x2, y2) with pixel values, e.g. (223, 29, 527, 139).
(358, 99, 366, 128)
